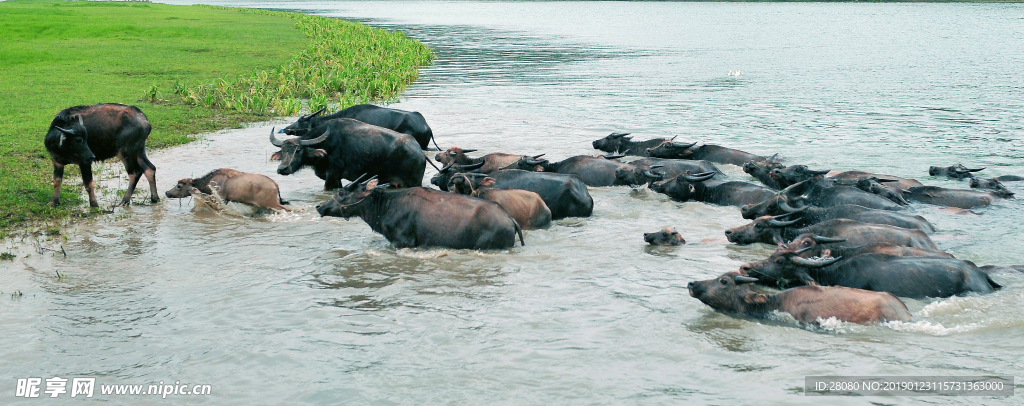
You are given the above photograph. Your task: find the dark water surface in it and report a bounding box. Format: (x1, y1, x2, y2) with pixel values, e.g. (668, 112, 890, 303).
(4, 2, 1024, 404)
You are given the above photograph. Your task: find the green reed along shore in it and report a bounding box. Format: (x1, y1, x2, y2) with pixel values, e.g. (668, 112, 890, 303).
(0, 1, 434, 234)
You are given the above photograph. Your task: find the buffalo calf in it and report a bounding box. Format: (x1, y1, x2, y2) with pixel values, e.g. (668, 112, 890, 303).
(164, 168, 290, 212)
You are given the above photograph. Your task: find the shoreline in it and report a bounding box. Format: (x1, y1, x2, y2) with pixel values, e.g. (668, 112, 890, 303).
(0, 1, 433, 237)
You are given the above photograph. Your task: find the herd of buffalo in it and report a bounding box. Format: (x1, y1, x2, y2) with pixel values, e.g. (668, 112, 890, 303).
(44, 102, 1022, 329)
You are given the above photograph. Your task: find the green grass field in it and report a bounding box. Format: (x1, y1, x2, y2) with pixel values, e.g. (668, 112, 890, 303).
(0, 1, 433, 234)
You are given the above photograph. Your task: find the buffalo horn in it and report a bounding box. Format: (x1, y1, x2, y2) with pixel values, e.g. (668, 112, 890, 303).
(361, 174, 379, 186)
(269, 127, 285, 147)
(301, 107, 326, 120)
(299, 130, 330, 146)
(778, 199, 808, 214)
(603, 154, 626, 160)
(766, 216, 800, 228)
(967, 167, 985, 172)
(734, 275, 760, 284)
(439, 162, 456, 173)
(643, 169, 663, 179)
(456, 161, 486, 172)
(793, 246, 814, 255)
(809, 168, 831, 175)
(683, 171, 716, 182)
(790, 255, 842, 268)
(609, 132, 631, 138)
(672, 141, 698, 149)
(780, 179, 810, 197)
(460, 149, 478, 153)
(54, 126, 75, 135)
(350, 173, 371, 185)
(811, 235, 847, 244)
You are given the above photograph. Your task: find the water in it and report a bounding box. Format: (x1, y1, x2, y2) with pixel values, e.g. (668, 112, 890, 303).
(4, 2, 1024, 404)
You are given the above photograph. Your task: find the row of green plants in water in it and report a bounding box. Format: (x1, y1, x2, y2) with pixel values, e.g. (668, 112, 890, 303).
(162, 6, 435, 116)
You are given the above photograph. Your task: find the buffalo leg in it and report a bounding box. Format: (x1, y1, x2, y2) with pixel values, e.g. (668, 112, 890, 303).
(49, 162, 65, 207)
(80, 163, 99, 208)
(139, 155, 159, 203)
(324, 171, 342, 191)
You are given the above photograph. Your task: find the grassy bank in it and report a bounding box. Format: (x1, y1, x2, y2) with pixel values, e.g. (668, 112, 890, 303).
(0, 1, 434, 234)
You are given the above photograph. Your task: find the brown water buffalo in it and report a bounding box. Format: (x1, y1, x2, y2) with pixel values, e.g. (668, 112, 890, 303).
(781, 233, 954, 260)
(435, 147, 536, 174)
(743, 252, 1000, 299)
(688, 272, 911, 325)
(725, 217, 938, 250)
(447, 173, 552, 229)
(316, 176, 523, 249)
(164, 168, 290, 212)
(592, 132, 678, 156)
(44, 103, 157, 207)
(644, 141, 768, 167)
(644, 228, 686, 246)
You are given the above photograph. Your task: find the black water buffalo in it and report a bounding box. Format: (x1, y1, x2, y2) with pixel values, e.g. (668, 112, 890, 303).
(317, 176, 523, 249)
(43, 104, 157, 207)
(688, 272, 911, 325)
(741, 157, 789, 190)
(592, 133, 677, 156)
(270, 119, 425, 189)
(744, 252, 1000, 299)
(929, 164, 984, 179)
(163, 168, 290, 212)
(740, 201, 936, 233)
(280, 104, 437, 150)
(629, 157, 725, 177)
(435, 147, 535, 174)
(854, 178, 909, 206)
(644, 228, 686, 246)
(780, 233, 954, 260)
(725, 217, 939, 250)
(447, 173, 552, 229)
(644, 141, 768, 167)
(505, 154, 644, 187)
(969, 178, 1015, 197)
(773, 178, 906, 211)
(904, 186, 1002, 209)
(650, 171, 777, 207)
(432, 166, 593, 219)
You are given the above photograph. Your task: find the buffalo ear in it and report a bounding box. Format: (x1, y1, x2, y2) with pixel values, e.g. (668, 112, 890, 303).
(309, 149, 327, 158)
(688, 184, 695, 193)
(744, 293, 768, 304)
(270, 152, 281, 161)
(363, 179, 379, 191)
(480, 178, 496, 187)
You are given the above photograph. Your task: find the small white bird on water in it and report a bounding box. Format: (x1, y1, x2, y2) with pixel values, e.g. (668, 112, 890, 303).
(728, 70, 743, 77)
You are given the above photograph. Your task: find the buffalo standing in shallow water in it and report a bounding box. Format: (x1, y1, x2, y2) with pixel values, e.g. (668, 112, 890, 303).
(270, 119, 425, 189)
(164, 168, 290, 212)
(280, 104, 438, 150)
(447, 173, 552, 229)
(689, 272, 911, 325)
(44, 103, 158, 207)
(317, 176, 523, 250)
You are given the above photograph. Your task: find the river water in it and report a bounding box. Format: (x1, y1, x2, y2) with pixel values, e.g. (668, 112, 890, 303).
(4, 1, 1024, 404)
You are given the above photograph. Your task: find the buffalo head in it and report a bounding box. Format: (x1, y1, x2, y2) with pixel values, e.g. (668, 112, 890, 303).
(743, 249, 841, 288)
(644, 140, 698, 159)
(503, 154, 548, 172)
(929, 164, 984, 179)
(446, 172, 494, 195)
(616, 165, 664, 186)
(688, 272, 765, 316)
(434, 147, 478, 165)
(269, 127, 328, 176)
(278, 107, 326, 136)
(970, 178, 1014, 198)
(430, 161, 485, 191)
(45, 115, 95, 163)
(650, 171, 717, 201)
(164, 179, 197, 199)
(316, 174, 378, 218)
(591, 132, 632, 153)
(644, 228, 686, 246)
(724, 214, 800, 245)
